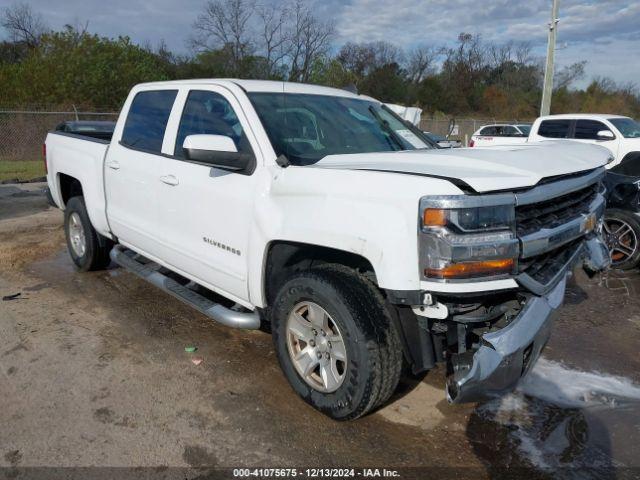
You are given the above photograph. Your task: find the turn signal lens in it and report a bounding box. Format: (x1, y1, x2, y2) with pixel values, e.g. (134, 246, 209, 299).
(425, 259, 515, 279)
(423, 208, 447, 227)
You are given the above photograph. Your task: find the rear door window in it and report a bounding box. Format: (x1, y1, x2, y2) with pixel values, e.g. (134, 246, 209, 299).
(121, 90, 178, 152)
(538, 120, 571, 138)
(574, 120, 613, 140)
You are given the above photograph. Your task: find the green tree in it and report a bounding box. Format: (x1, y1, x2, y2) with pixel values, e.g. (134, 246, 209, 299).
(0, 26, 170, 107)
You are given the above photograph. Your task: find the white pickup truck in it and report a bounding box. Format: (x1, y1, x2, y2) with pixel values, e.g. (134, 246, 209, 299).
(528, 114, 640, 172)
(45, 79, 611, 420)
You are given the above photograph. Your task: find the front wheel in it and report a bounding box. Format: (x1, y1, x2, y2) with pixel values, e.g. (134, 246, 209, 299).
(603, 209, 640, 270)
(271, 265, 402, 420)
(64, 196, 113, 271)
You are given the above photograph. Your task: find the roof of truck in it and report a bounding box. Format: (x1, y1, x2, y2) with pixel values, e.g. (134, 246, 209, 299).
(135, 79, 371, 99)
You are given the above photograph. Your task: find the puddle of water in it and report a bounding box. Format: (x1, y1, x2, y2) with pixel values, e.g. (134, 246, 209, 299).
(475, 358, 640, 475)
(518, 358, 640, 408)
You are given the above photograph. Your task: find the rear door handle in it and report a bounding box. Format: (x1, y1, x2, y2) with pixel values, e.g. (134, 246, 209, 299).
(160, 175, 179, 186)
(106, 160, 120, 170)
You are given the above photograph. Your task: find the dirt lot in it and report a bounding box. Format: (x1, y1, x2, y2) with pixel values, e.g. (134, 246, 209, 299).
(1, 183, 640, 479)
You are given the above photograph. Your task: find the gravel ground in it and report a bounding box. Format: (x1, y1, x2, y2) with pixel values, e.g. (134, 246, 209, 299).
(1, 183, 640, 479)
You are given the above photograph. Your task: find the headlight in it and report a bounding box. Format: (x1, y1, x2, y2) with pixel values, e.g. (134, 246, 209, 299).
(419, 195, 518, 281)
(423, 205, 515, 232)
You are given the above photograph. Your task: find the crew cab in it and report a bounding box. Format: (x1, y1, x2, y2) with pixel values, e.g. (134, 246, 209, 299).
(45, 80, 611, 420)
(528, 114, 640, 170)
(469, 123, 531, 147)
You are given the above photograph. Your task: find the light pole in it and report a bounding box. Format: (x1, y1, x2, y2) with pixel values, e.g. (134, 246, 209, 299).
(540, 0, 559, 116)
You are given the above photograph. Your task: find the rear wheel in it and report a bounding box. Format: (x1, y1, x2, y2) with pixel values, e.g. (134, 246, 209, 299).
(603, 209, 640, 270)
(64, 196, 113, 271)
(271, 265, 402, 420)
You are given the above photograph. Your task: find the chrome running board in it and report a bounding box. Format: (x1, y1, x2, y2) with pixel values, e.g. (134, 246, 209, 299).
(109, 245, 260, 330)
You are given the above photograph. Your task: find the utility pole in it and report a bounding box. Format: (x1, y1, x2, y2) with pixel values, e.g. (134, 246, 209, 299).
(540, 0, 559, 116)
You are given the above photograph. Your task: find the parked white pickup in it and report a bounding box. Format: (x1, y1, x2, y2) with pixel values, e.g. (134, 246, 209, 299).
(528, 114, 640, 171)
(46, 79, 611, 419)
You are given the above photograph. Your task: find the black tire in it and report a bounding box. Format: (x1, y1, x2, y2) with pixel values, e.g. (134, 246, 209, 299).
(603, 209, 640, 270)
(271, 265, 402, 420)
(64, 196, 113, 271)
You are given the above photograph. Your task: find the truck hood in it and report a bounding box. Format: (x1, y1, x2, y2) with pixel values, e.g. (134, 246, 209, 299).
(312, 142, 611, 193)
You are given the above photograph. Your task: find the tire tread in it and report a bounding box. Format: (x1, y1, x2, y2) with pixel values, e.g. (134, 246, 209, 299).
(272, 264, 402, 420)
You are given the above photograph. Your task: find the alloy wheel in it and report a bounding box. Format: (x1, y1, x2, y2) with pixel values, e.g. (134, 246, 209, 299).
(603, 217, 638, 266)
(286, 301, 347, 393)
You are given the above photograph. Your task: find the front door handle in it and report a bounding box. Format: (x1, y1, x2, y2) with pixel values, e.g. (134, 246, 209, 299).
(160, 175, 179, 186)
(106, 160, 120, 170)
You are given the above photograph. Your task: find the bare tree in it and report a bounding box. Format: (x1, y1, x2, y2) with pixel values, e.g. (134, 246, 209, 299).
(191, 0, 255, 74)
(1, 2, 48, 47)
(256, 3, 288, 78)
(515, 42, 534, 65)
(450, 33, 486, 74)
(406, 45, 443, 84)
(370, 41, 403, 67)
(337, 41, 402, 83)
(554, 61, 586, 90)
(487, 41, 514, 68)
(286, 0, 334, 82)
(337, 42, 376, 79)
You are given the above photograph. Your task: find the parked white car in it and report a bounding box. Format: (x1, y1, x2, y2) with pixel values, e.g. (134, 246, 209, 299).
(45, 79, 610, 420)
(528, 114, 640, 170)
(469, 123, 531, 147)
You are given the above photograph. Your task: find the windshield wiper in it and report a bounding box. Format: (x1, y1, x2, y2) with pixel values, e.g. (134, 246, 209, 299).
(368, 105, 405, 151)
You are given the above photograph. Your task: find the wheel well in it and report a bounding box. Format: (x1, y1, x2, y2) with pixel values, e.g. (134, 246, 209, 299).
(263, 241, 377, 306)
(58, 173, 83, 207)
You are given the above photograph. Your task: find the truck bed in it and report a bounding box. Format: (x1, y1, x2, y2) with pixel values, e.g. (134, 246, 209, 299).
(45, 131, 111, 238)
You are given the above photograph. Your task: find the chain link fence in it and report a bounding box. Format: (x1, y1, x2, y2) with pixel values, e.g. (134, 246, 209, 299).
(0, 107, 119, 163)
(420, 118, 532, 146)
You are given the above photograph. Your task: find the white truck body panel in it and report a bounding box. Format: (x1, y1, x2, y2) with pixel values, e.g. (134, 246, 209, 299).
(46, 134, 111, 237)
(314, 141, 608, 193)
(45, 79, 611, 311)
(44, 78, 616, 409)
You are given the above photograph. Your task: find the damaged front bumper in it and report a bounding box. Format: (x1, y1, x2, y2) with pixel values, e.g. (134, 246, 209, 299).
(446, 233, 610, 403)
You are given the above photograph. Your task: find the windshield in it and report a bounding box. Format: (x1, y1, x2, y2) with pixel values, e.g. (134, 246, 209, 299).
(248, 93, 434, 165)
(516, 124, 531, 135)
(609, 118, 640, 138)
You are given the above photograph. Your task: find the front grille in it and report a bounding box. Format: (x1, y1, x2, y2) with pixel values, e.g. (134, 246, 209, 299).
(516, 183, 599, 237)
(518, 239, 582, 285)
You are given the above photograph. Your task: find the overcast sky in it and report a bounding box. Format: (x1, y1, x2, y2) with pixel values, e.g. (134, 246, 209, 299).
(5, 0, 639, 88)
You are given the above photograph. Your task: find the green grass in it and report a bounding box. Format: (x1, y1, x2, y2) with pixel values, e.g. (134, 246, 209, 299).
(0, 160, 46, 182)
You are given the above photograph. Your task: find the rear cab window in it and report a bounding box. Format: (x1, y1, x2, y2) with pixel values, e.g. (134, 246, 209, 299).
(121, 90, 178, 153)
(538, 120, 571, 139)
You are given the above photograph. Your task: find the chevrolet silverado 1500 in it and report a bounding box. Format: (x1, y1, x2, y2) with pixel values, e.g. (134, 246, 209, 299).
(45, 80, 611, 420)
